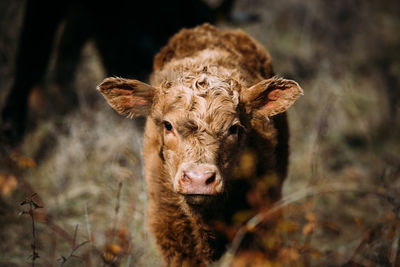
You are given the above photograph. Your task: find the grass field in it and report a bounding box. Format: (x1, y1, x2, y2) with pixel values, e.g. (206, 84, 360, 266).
(1, 0, 399, 266)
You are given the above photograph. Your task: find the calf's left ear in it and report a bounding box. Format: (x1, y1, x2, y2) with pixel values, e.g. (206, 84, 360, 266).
(97, 77, 156, 118)
(241, 77, 303, 117)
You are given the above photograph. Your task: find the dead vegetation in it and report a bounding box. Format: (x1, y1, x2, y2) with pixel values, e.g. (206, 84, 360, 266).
(0, 0, 399, 266)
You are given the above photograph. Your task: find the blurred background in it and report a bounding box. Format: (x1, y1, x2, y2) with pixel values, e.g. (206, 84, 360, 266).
(0, 0, 399, 266)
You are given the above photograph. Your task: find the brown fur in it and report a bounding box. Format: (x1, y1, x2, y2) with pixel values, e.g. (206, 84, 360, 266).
(98, 23, 303, 266)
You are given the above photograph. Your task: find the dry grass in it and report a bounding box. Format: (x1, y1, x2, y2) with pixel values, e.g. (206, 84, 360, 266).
(1, 0, 399, 266)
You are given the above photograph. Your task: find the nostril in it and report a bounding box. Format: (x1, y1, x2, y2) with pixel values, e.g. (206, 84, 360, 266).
(205, 173, 216, 185)
(182, 173, 191, 183)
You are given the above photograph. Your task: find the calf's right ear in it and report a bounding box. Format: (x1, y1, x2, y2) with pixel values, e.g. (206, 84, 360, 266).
(97, 77, 156, 118)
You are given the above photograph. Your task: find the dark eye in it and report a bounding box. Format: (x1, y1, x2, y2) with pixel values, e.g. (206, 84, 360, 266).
(228, 125, 239, 135)
(164, 121, 173, 131)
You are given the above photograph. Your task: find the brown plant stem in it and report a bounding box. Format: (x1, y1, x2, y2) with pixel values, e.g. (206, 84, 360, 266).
(30, 200, 37, 267)
(17, 175, 74, 245)
(58, 224, 89, 267)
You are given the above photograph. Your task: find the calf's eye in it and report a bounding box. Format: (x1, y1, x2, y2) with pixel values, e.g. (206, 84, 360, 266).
(164, 121, 173, 131)
(228, 125, 238, 135)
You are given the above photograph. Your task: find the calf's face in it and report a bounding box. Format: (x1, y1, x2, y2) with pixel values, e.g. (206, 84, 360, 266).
(153, 77, 242, 201)
(98, 76, 302, 205)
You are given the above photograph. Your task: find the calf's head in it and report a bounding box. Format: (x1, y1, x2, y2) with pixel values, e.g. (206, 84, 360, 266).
(98, 75, 302, 205)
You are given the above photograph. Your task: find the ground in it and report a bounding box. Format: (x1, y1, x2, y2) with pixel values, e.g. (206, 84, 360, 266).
(0, 0, 399, 266)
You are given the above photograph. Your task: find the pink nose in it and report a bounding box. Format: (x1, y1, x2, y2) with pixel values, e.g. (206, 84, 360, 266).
(180, 170, 218, 195)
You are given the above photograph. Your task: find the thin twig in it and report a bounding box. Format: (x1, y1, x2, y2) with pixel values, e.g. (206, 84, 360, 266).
(84, 203, 92, 242)
(114, 182, 123, 228)
(20, 193, 42, 267)
(17, 176, 74, 245)
(111, 181, 123, 243)
(390, 226, 400, 267)
(126, 254, 132, 267)
(58, 225, 89, 267)
(102, 181, 124, 266)
(345, 222, 384, 265)
(30, 200, 37, 267)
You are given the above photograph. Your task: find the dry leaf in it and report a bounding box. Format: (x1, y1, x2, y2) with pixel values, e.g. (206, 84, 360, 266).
(0, 174, 18, 196)
(302, 222, 315, 235)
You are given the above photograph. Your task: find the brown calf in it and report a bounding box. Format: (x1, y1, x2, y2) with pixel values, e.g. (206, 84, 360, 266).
(98, 23, 303, 266)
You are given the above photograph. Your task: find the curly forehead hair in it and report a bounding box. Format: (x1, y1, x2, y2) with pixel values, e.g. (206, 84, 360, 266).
(152, 76, 240, 137)
(151, 52, 241, 127)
